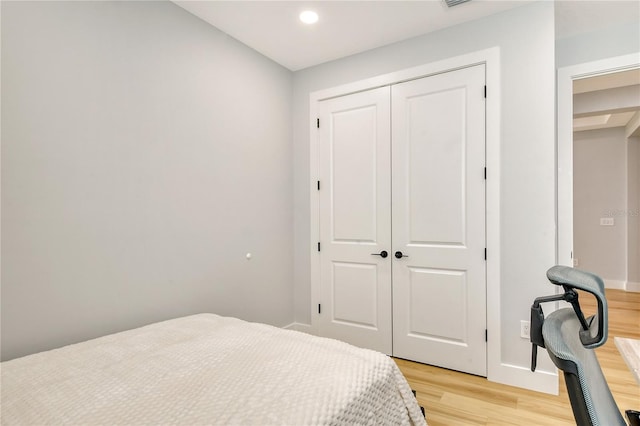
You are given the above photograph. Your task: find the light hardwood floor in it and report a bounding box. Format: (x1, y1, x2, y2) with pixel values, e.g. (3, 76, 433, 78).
(395, 289, 640, 425)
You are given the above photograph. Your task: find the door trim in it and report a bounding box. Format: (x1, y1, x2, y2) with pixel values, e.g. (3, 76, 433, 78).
(310, 47, 502, 380)
(557, 53, 640, 269)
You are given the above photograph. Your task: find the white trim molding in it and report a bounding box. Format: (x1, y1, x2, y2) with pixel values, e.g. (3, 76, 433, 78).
(603, 279, 627, 290)
(627, 282, 640, 293)
(310, 47, 514, 389)
(600, 280, 640, 292)
(490, 362, 559, 395)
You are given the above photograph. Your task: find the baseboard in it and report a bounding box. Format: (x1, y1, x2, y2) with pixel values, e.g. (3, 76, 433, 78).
(604, 279, 626, 290)
(283, 322, 313, 334)
(626, 281, 640, 292)
(489, 362, 558, 395)
(602, 279, 640, 292)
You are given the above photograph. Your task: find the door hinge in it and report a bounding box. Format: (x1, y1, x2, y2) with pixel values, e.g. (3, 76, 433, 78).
(485, 329, 488, 342)
(318, 304, 322, 314)
(484, 85, 487, 98)
(317, 180, 320, 191)
(317, 242, 321, 252)
(484, 248, 487, 260)
(484, 167, 487, 180)
(317, 118, 320, 128)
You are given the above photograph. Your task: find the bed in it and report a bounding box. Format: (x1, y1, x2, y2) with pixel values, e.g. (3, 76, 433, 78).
(1, 314, 427, 425)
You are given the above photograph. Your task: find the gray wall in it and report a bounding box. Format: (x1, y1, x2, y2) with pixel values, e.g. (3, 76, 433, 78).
(556, 20, 640, 68)
(292, 1, 556, 375)
(573, 128, 628, 282)
(1, 1, 293, 361)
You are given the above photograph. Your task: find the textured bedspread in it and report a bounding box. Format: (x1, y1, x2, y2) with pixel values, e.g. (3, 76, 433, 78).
(1, 314, 427, 425)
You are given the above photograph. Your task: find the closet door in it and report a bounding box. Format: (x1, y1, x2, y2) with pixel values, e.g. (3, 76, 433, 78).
(317, 87, 392, 354)
(391, 65, 487, 376)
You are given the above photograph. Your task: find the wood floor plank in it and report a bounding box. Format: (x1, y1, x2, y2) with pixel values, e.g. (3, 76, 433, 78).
(395, 289, 640, 425)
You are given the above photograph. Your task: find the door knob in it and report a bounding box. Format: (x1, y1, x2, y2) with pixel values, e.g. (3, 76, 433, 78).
(371, 250, 388, 258)
(395, 251, 408, 259)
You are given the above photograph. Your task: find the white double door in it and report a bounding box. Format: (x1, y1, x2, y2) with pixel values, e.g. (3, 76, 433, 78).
(317, 65, 487, 376)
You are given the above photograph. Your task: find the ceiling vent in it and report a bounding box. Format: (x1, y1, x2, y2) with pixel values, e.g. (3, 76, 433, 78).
(444, 0, 471, 7)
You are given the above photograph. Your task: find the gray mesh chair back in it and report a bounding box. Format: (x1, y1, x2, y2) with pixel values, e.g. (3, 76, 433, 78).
(530, 266, 631, 426)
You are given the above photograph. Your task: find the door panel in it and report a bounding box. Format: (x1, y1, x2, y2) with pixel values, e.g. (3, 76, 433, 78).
(331, 106, 379, 241)
(332, 262, 378, 328)
(406, 87, 466, 246)
(318, 86, 392, 354)
(392, 65, 487, 376)
(408, 268, 467, 342)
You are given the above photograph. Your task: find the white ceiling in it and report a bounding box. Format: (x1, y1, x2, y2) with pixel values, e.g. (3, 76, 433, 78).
(174, 0, 533, 71)
(573, 69, 640, 133)
(173, 0, 640, 72)
(573, 69, 640, 95)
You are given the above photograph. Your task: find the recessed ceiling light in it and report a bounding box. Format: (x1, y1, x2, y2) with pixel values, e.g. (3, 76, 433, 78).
(299, 10, 319, 25)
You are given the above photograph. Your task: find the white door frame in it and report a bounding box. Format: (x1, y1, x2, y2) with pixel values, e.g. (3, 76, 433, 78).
(557, 53, 640, 268)
(309, 47, 502, 380)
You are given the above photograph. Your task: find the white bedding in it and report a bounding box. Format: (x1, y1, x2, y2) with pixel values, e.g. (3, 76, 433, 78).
(1, 314, 427, 425)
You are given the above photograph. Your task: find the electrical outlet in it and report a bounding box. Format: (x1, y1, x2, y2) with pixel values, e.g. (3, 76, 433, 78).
(600, 217, 615, 226)
(573, 258, 579, 267)
(520, 320, 530, 339)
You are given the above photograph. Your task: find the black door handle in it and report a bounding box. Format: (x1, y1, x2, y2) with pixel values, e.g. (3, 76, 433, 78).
(395, 251, 408, 259)
(371, 250, 388, 258)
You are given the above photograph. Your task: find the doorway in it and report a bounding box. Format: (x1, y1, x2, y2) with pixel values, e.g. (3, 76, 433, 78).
(558, 54, 640, 290)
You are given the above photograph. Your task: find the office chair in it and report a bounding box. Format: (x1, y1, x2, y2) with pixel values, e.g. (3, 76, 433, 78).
(530, 265, 640, 426)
